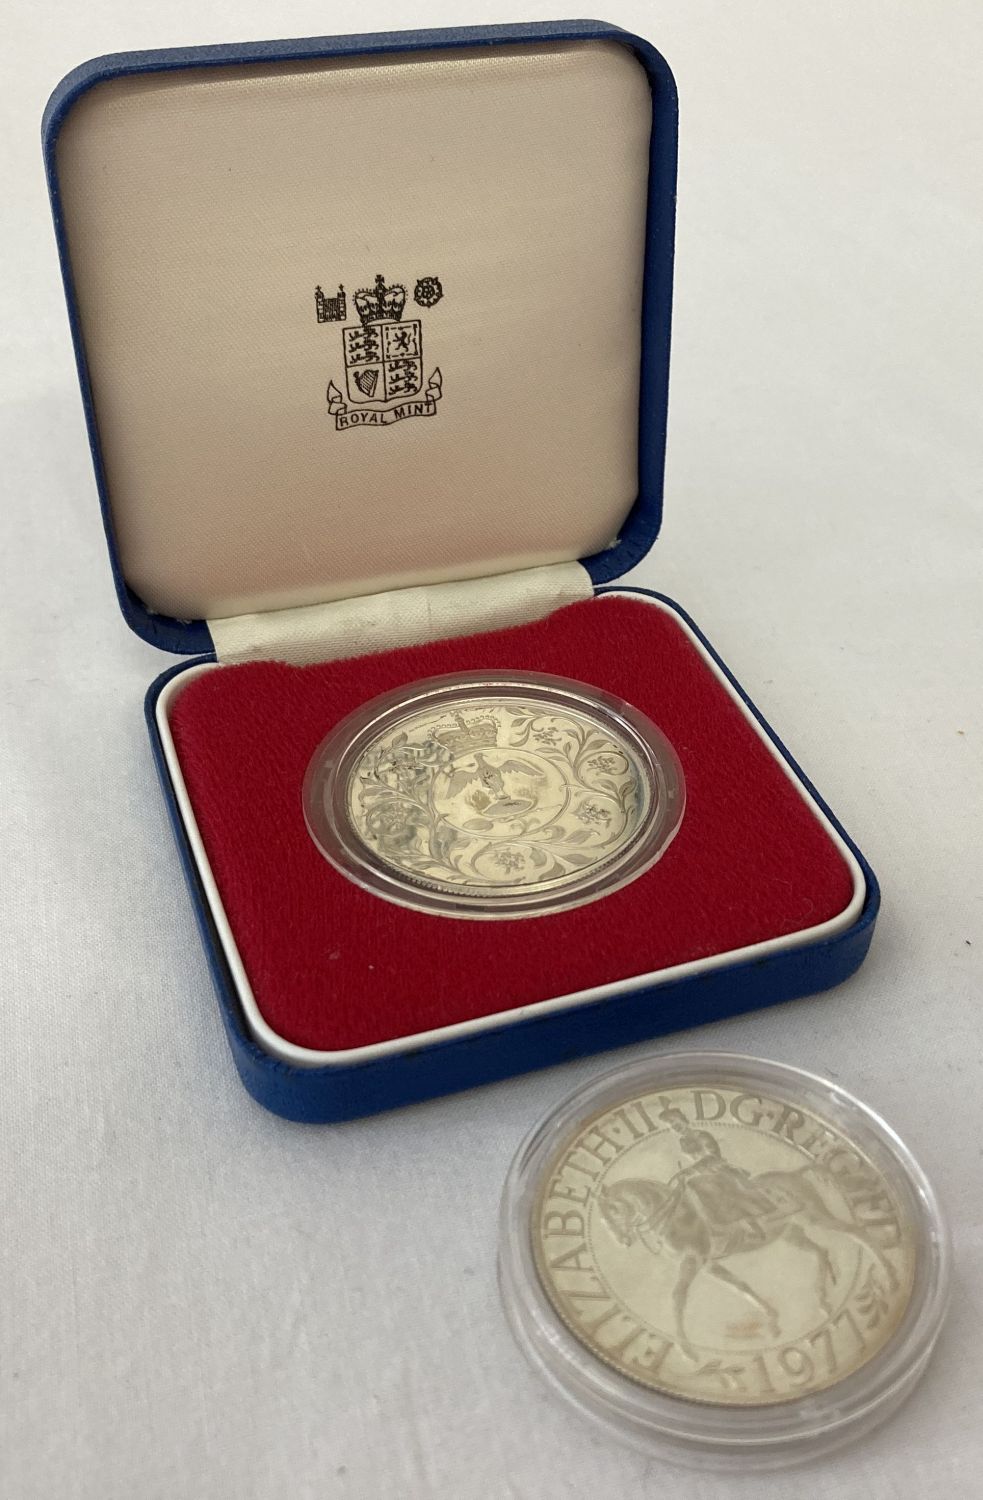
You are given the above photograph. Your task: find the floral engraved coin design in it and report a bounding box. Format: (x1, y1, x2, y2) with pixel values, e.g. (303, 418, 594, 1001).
(532, 1084, 917, 1406)
(348, 696, 646, 898)
(303, 673, 685, 919)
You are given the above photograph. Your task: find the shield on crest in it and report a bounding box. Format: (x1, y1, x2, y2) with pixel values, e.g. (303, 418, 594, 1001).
(343, 319, 423, 406)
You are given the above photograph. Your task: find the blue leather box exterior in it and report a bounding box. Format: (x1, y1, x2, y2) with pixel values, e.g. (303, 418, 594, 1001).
(46, 22, 879, 1122)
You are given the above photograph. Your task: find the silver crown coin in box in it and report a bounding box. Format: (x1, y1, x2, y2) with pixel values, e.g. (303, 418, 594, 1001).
(303, 671, 685, 919)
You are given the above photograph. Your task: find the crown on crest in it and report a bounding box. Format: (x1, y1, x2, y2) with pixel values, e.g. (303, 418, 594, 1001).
(434, 713, 499, 755)
(354, 274, 406, 326)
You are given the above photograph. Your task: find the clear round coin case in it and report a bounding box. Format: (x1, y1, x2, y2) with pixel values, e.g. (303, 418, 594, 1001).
(498, 1052, 950, 1470)
(303, 670, 685, 920)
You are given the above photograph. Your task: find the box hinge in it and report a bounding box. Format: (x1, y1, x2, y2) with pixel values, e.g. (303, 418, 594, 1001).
(207, 562, 593, 666)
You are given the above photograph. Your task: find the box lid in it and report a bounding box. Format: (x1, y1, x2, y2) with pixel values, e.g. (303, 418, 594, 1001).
(43, 20, 677, 656)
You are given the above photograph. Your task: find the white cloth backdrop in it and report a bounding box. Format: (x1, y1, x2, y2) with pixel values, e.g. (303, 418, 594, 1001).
(1, 3, 980, 1497)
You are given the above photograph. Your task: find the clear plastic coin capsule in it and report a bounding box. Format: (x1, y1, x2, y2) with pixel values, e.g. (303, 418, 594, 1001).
(498, 1052, 950, 1470)
(303, 670, 684, 919)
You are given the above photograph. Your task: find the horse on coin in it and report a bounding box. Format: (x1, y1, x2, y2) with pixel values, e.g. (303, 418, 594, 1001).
(597, 1109, 898, 1358)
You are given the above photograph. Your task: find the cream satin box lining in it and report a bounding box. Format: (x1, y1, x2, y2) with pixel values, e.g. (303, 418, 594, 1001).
(54, 40, 651, 624)
(156, 588, 866, 1068)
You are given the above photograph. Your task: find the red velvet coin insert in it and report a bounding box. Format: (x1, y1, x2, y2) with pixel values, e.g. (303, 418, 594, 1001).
(167, 596, 856, 1052)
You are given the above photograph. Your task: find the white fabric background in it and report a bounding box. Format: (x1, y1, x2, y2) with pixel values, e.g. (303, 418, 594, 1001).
(1, 3, 980, 1497)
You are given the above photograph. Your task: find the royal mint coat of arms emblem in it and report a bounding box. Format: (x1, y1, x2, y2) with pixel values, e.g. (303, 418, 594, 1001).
(316, 274, 443, 431)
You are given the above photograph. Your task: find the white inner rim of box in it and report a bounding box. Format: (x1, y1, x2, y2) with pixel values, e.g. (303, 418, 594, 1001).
(155, 591, 866, 1068)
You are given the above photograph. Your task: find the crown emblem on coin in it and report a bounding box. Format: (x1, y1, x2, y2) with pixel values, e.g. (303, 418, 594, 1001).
(353, 273, 407, 325)
(434, 713, 499, 755)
